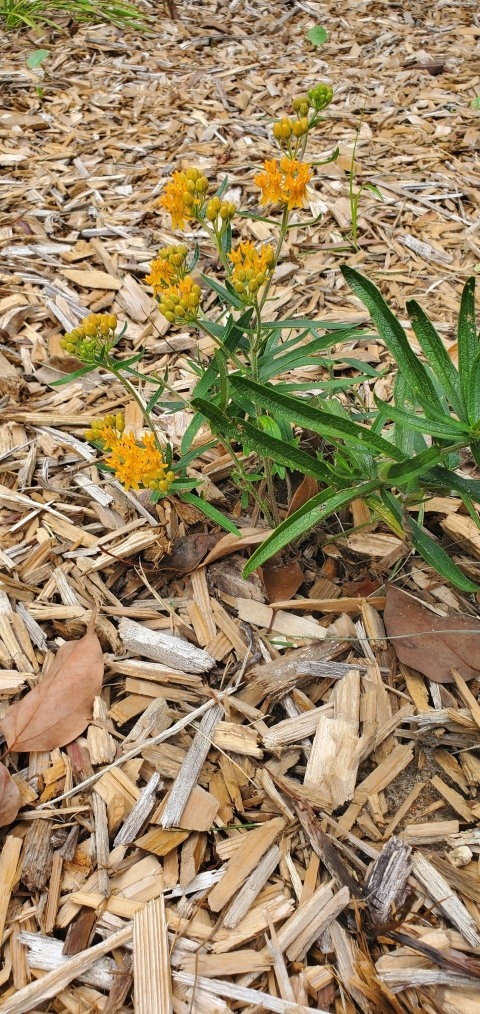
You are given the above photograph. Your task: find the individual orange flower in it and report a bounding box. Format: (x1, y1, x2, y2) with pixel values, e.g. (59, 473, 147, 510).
(254, 156, 313, 209)
(145, 256, 176, 297)
(254, 158, 283, 205)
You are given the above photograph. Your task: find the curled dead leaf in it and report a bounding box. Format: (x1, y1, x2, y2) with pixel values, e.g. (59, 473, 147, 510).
(287, 476, 319, 518)
(384, 583, 480, 683)
(0, 608, 104, 752)
(262, 556, 304, 604)
(0, 763, 21, 827)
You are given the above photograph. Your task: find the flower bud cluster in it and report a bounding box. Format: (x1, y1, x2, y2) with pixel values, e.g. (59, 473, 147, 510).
(205, 195, 236, 224)
(60, 313, 117, 362)
(307, 83, 333, 111)
(158, 275, 202, 324)
(159, 166, 209, 230)
(84, 414, 125, 443)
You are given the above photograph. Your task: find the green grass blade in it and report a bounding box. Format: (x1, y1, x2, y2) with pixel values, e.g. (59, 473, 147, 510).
(406, 298, 464, 420)
(341, 265, 444, 414)
(229, 375, 406, 462)
(242, 479, 380, 576)
(458, 277, 478, 410)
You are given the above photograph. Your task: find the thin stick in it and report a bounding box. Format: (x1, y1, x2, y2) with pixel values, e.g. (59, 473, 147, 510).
(36, 695, 220, 810)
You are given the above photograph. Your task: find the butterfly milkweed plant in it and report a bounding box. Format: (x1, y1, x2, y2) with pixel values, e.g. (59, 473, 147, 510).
(57, 86, 480, 592)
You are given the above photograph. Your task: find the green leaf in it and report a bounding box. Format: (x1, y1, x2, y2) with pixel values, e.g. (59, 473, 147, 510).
(50, 364, 96, 386)
(427, 465, 480, 505)
(192, 399, 332, 483)
(468, 351, 480, 426)
(229, 376, 406, 462)
(377, 445, 443, 484)
(458, 276, 478, 409)
(382, 490, 479, 592)
(200, 274, 244, 310)
(472, 96, 480, 110)
(307, 25, 327, 45)
(374, 396, 469, 440)
(181, 412, 206, 455)
(406, 298, 464, 420)
(26, 49, 49, 68)
(181, 493, 241, 536)
(341, 265, 444, 415)
(173, 440, 217, 472)
(408, 516, 479, 592)
(243, 479, 379, 577)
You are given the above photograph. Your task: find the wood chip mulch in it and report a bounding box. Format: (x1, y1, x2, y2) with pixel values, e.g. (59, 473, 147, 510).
(2, 2, 480, 1014)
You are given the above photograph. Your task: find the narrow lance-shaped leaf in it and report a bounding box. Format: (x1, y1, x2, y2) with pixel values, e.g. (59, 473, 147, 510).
(457, 276, 478, 410)
(341, 265, 444, 415)
(374, 396, 470, 441)
(181, 494, 241, 537)
(229, 375, 406, 462)
(243, 480, 380, 576)
(192, 399, 332, 483)
(467, 351, 480, 427)
(377, 445, 444, 484)
(406, 298, 464, 420)
(381, 490, 479, 593)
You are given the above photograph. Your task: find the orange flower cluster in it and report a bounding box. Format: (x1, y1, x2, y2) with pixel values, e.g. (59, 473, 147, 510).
(84, 418, 174, 493)
(229, 240, 275, 297)
(254, 157, 313, 209)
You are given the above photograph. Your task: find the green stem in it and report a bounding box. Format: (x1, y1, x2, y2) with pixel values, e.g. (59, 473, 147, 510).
(258, 203, 290, 313)
(106, 358, 162, 449)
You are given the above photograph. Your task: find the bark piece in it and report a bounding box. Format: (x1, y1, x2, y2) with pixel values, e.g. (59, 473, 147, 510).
(21, 818, 54, 891)
(1, 924, 132, 1014)
(118, 617, 214, 674)
(365, 836, 411, 926)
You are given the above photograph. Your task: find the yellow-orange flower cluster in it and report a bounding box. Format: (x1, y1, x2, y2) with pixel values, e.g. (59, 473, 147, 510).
(159, 167, 209, 230)
(254, 157, 313, 209)
(84, 417, 174, 493)
(229, 240, 275, 297)
(144, 256, 177, 295)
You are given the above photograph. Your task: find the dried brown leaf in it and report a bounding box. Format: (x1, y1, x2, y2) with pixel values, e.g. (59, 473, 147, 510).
(287, 477, 319, 517)
(0, 609, 104, 751)
(384, 584, 480, 683)
(0, 763, 21, 827)
(262, 556, 304, 604)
